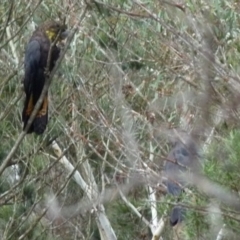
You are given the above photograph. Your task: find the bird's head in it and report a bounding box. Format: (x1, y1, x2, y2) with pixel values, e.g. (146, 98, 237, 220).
(41, 21, 68, 42)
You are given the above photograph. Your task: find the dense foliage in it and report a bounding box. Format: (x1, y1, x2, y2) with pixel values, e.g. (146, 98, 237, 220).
(1, 0, 240, 239)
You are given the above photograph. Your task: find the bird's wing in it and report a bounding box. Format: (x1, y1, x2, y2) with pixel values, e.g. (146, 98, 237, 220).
(24, 40, 41, 95)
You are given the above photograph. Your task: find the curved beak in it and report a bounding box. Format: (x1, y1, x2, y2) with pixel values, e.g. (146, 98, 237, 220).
(60, 30, 70, 39)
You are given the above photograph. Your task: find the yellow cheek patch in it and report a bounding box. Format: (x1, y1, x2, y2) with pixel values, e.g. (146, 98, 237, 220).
(36, 97, 48, 117)
(46, 30, 57, 41)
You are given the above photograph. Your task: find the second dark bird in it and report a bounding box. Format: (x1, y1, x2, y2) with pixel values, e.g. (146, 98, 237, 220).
(22, 20, 68, 134)
(164, 137, 200, 227)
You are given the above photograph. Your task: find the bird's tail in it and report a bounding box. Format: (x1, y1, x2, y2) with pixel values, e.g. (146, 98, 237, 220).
(170, 205, 185, 226)
(22, 94, 48, 135)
